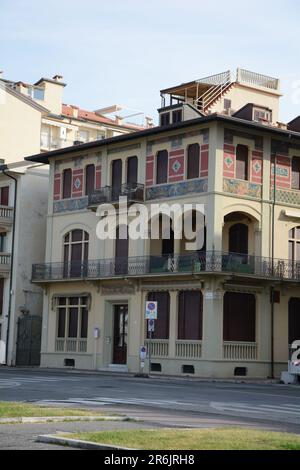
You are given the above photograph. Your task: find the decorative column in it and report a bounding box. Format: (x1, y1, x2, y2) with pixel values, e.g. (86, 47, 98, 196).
(201, 279, 224, 361)
(168, 290, 178, 358)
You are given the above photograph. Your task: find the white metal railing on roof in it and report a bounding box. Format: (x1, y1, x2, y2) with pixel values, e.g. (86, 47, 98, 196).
(197, 70, 233, 87)
(237, 68, 280, 91)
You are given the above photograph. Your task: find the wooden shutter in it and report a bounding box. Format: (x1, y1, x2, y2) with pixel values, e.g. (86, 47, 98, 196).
(187, 144, 200, 180)
(85, 165, 95, 195)
(127, 156, 138, 184)
(148, 292, 170, 339)
(236, 145, 249, 180)
(178, 291, 203, 340)
(0, 278, 4, 316)
(223, 292, 255, 342)
(156, 150, 168, 184)
(62, 169, 72, 199)
(112, 159, 122, 189)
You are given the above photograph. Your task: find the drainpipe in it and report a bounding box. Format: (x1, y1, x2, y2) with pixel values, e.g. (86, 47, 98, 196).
(0, 166, 17, 365)
(270, 155, 276, 379)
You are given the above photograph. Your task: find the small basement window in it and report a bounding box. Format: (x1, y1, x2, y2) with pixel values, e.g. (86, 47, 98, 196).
(151, 363, 162, 372)
(234, 367, 247, 377)
(182, 365, 195, 374)
(64, 358, 75, 367)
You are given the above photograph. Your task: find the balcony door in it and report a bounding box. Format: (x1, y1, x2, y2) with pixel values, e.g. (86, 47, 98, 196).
(113, 304, 128, 364)
(111, 159, 122, 200)
(64, 230, 89, 278)
(229, 223, 248, 255)
(127, 156, 138, 185)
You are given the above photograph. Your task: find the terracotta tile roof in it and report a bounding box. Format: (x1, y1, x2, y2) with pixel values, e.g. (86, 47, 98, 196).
(61, 104, 144, 130)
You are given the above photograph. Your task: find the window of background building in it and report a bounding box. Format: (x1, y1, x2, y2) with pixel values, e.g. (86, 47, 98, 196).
(156, 150, 168, 184)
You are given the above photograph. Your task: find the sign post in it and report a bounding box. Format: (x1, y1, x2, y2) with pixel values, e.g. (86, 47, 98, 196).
(145, 301, 157, 376)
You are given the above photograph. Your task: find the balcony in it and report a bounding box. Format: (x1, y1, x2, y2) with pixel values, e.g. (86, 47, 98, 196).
(31, 252, 300, 283)
(0, 253, 11, 277)
(88, 183, 144, 209)
(0, 206, 14, 231)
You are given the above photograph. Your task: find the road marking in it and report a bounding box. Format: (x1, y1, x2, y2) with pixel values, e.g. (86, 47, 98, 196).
(210, 401, 300, 417)
(36, 397, 188, 407)
(0, 376, 77, 389)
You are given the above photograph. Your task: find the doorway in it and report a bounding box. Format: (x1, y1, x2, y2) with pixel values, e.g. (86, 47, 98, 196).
(113, 304, 128, 364)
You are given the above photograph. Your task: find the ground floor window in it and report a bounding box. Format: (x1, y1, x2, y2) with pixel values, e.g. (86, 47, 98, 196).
(288, 298, 300, 344)
(57, 296, 89, 339)
(147, 292, 170, 339)
(178, 290, 203, 340)
(223, 292, 256, 342)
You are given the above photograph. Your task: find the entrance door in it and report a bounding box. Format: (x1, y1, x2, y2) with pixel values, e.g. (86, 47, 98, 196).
(113, 305, 128, 364)
(16, 315, 42, 366)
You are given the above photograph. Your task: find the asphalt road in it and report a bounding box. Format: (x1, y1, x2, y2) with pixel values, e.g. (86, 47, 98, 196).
(0, 366, 299, 449)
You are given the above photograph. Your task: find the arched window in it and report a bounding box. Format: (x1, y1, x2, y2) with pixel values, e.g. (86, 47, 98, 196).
(187, 144, 200, 180)
(63, 229, 89, 278)
(289, 227, 300, 263)
(85, 164, 95, 196)
(229, 223, 248, 255)
(236, 145, 249, 181)
(156, 150, 168, 184)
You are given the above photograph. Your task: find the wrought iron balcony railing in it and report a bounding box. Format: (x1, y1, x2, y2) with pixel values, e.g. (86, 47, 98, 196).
(32, 251, 300, 283)
(88, 183, 144, 208)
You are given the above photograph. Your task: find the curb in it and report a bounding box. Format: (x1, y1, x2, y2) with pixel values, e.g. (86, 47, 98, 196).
(37, 434, 136, 450)
(0, 415, 131, 425)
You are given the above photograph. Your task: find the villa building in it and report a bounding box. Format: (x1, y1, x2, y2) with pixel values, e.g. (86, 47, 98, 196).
(26, 68, 300, 378)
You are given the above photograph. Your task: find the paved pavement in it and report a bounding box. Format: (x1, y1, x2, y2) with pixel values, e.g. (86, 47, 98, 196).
(0, 367, 299, 449)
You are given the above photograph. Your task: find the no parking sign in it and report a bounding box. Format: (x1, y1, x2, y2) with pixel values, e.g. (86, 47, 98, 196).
(145, 301, 157, 320)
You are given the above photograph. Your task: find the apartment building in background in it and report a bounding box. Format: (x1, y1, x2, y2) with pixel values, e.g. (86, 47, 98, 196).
(26, 68, 300, 378)
(0, 163, 48, 365)
(0, 71, 153, 163)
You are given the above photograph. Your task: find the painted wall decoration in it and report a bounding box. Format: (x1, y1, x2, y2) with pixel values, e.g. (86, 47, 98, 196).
(146, 178, 208, 200)
(251, 150, 263, 184)
(270, 155, 291, 189)
(223, 178, 262, 199)
(223, 144, 235, 178)
(53, 196, 89, 213)
(72, 169, 83, 198)
(53, 173, 61, 201)
(168, 149, 185, 183)
(271, 188, 300, 206)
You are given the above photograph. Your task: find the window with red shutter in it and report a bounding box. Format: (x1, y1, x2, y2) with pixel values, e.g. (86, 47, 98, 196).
(0, 187, 9, 206)
(178, 291, 203, 340)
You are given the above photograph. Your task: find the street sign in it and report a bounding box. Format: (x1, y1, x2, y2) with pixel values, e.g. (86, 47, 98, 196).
(148, 318, 155, 332)
(140, 345, 147, 361)
(145, 301, 158, 320)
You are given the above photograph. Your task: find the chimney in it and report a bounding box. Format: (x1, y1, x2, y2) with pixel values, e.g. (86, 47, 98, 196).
(53, 74, 63, 82)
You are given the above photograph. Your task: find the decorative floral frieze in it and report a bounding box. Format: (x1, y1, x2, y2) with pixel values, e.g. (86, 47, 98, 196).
(146, 178, 208, 200)
(223, 178, 262, 199)
(53, 197, 89, 213)
(270, 188, 300, 206)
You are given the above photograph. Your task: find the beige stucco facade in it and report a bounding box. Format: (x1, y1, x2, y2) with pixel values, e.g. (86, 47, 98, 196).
(28, 102, 300, 378)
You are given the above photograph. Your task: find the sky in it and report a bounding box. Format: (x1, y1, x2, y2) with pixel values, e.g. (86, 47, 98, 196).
(1, 0, 300, 124)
